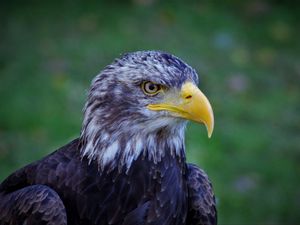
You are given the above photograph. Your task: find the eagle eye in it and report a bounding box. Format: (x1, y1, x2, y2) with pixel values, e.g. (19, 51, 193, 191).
(141, 81, 162, 96)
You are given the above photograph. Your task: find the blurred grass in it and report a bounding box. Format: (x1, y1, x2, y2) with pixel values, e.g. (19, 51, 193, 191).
(0, 0, 299, 224)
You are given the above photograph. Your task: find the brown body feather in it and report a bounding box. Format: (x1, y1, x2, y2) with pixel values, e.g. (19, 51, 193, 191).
(0, 139, 216, 225)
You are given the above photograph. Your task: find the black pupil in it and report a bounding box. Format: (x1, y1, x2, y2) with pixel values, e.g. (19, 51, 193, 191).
(148, 83, 156, 91)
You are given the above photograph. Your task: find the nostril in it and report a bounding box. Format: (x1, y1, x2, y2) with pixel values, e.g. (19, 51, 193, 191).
(185, 95, 192, 99)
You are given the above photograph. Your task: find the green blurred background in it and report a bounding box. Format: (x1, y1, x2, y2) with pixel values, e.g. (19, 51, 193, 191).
(0, 0, 299, 224)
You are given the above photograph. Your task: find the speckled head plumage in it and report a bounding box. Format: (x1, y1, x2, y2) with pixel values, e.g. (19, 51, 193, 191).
(79, 51, 213, 170)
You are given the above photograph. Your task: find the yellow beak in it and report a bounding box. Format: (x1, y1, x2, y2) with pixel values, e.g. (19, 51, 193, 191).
(147, 82, 214, 138)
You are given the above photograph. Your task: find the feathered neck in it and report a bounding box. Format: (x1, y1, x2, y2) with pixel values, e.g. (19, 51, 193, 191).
(79, 118, 187, 171)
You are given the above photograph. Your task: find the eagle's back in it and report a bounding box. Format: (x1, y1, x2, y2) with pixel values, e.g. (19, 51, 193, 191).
(0, 139, 188, 225)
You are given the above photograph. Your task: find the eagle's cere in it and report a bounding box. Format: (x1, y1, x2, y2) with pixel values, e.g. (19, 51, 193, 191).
(0, 51, 217, 225)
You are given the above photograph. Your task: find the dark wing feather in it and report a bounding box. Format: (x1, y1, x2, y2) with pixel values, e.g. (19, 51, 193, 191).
(186, 163, 217, 225)
(0, 184, 67, 225)
(122, 201, 151, 225)
(0, 140, 79, 225)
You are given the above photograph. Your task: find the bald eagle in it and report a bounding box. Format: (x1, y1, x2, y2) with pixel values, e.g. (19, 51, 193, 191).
(0, 51, 216, 225)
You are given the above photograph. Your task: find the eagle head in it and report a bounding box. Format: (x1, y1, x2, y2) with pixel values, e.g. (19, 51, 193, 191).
(79, 51, 214, 170)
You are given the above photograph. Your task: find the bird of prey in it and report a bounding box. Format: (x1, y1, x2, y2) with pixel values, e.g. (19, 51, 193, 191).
(0, 51, 217, 225)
